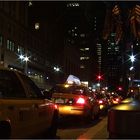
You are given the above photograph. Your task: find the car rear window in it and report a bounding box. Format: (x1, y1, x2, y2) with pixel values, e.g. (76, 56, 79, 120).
(0, 70, 26, 98)
(52, 85, 85, 95)
(19, 73, 44, 98)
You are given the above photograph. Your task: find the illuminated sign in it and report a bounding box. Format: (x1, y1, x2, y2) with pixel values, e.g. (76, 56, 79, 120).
(66, 75, 81, 85)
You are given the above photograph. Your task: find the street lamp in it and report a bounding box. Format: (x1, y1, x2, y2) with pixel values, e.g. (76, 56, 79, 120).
(18, 54, 29, 74)
(19, 54, 24, 60)
(128, 54, 136, 88)
(54, 66, 60, 72)
(23, 55, 29, 74)
(129, 66, 134, 71)
(129, 54, 135, 63)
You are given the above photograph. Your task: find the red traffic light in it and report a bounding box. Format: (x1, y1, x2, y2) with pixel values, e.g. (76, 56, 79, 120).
(97, 75, 101, 79)
(96, 75, 103, 80)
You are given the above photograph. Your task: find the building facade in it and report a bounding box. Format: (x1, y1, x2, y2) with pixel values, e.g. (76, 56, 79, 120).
(102, 2, 140, 94)
(0, 1, 50, 89)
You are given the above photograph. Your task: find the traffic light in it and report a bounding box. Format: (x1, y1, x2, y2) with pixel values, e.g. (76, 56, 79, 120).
(97, 75, 101, 80)
(96, 75, 103, 81)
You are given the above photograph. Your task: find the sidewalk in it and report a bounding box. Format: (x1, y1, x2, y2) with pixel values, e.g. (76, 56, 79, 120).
(77, 117, 108, 139)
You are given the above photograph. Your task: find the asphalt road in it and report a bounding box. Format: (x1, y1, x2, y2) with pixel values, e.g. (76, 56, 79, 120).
(57, 115, 108, 139)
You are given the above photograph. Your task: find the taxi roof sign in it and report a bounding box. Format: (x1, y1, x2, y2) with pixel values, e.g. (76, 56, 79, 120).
(66, 75, 81, 85)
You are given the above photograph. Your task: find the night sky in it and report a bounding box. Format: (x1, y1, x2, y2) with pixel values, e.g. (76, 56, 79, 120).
(29, 1, 140, 22)
(28, 1, 107, 34)
(29, 2, 106, 20)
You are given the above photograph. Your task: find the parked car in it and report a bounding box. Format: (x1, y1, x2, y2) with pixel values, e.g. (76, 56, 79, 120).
(0, 67, 59, 138)
(50, 83, 100, 121)
(108, 94, 140, 138)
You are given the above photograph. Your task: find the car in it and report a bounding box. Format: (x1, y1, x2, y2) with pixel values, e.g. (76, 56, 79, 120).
(50, 83, 100, 121)
(94, 92, 110, 111)
(108, 94, 140, 138)
(110, 93, 123, 105)
(0, 67, 59, 138)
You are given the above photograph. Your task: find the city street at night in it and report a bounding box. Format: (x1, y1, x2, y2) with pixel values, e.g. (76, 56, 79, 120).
(0, 1, 140, 139)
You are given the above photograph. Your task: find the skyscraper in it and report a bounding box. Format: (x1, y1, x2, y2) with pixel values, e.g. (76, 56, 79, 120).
(102, 1, 140, 94)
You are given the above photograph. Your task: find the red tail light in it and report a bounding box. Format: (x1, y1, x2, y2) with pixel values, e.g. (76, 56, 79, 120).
(76, 97, 85, 104)
(98, 100, 103, 104)
(54, 104, 58, 109)
(113, 98, 120, 102)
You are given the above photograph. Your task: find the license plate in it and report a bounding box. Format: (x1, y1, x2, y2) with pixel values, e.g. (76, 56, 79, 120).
(55, 98, 64, 104)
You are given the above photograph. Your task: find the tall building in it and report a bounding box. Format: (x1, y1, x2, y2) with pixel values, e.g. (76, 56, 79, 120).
(0, 1, 51, 89)
(102, 1, 140, 94)
(102, 3, 123, 91)
(63, 2, 92, 84)
(28, 1, 81, 84)
(64, 2, 106, 86)
(84, 2, 106, 87)
(96, 42, 102, 74)
(106, 33, 122, 91)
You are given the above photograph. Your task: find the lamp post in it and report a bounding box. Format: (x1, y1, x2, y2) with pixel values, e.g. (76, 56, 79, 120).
(129, 54, 135, 64)
(53, 66, 61, 83)
(129, 54, 136, 87)
(24, 55, 29, 75)
(19, 54, 29, 74)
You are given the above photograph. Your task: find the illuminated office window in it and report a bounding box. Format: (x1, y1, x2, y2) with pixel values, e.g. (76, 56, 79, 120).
(35, 23, 40, 30)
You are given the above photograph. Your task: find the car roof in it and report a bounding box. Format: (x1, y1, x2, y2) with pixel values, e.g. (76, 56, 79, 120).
(55, 83, 87, 88)
(0, 66, 24, 75)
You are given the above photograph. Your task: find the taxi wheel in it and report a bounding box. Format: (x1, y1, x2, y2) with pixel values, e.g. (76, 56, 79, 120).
(0, 121, 11, 138)
(46, 111, 58, 138)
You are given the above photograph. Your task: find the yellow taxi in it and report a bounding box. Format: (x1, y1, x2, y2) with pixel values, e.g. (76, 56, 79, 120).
(51, 82, 100, 121)
(0, 67, 59, 138)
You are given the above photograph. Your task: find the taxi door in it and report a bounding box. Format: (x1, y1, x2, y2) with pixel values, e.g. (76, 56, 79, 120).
(2, 99, 38, 138)
(0, 70, 37, 138)
(18, 73, 54, 137)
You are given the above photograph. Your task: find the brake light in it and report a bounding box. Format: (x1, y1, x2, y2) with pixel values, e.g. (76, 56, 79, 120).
(114, 98, 120, 102)
(76, 97, 85, 104)
(99, 100, 103, 104)
(54, 104, 58, 109)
